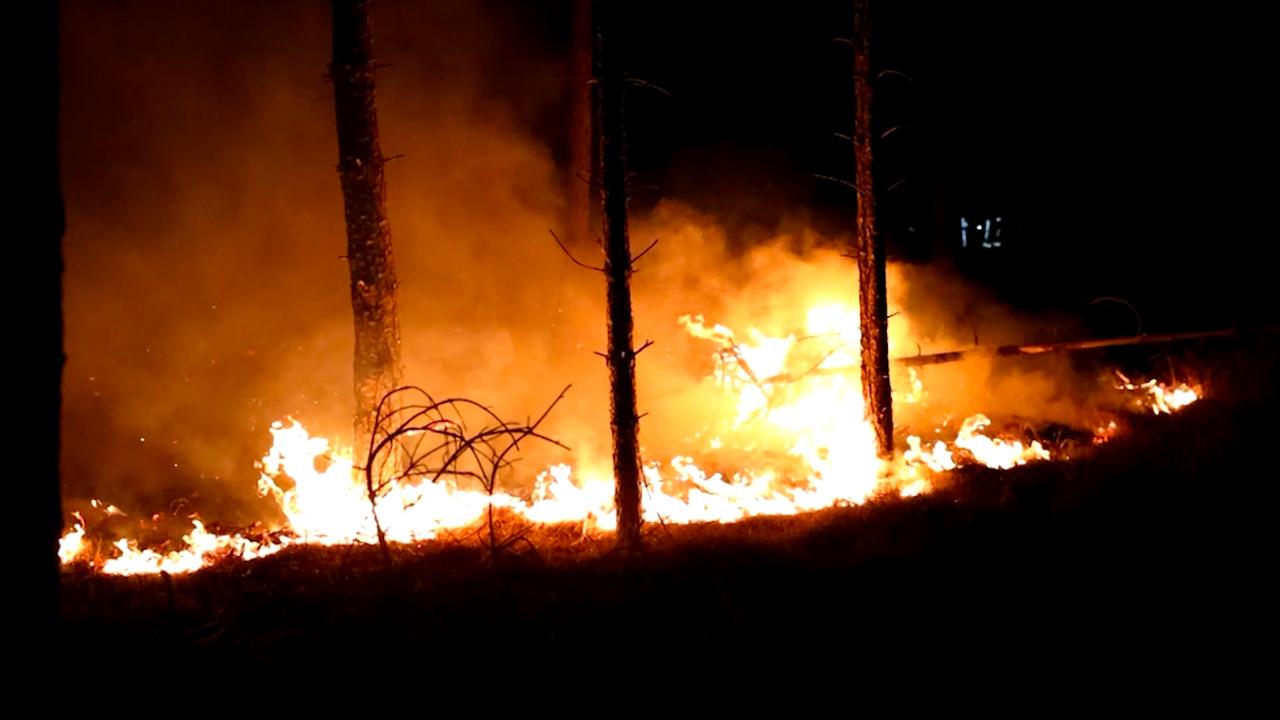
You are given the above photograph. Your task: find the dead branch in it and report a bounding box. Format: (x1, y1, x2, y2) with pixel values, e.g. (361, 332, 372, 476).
(626, 77, 673, 96)
(630, 238, 659, 266)
(549, 228, 604, 272)
(1091, 296, 1143, 336)
(894, 328, 1247, 367)
(361, 384, 573, 564)
(814, 173, 859, 192)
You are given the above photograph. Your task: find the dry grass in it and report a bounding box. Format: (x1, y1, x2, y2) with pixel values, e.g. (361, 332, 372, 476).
(60, 336, 1279, 678)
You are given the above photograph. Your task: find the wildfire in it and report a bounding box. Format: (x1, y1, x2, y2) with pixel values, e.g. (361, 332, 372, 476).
(98, 520, 287, 576)
(58, 514, 87, 564)
(58, 303, 1203, 575)
(1115, 371, 1201, 415)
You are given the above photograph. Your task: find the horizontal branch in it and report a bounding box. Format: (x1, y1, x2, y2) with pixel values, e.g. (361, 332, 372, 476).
(894, 327, 1254, 367)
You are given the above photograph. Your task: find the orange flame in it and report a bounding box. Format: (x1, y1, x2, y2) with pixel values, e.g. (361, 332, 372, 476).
(60, 303, 1202, 575)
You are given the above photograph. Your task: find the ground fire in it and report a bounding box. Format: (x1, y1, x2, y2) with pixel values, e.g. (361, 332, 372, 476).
(58, 291, 1201, 576)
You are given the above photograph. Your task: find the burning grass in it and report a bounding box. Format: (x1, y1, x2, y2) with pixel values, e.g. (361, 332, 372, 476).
(59, 361, 1277, 673)
(58, 298, 1210, 578)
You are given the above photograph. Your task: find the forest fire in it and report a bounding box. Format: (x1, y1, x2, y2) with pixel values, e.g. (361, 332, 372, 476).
(1115, 372, 1200, 415)
(57, 299, 1202, 576)
(42, 0, 1280, 674)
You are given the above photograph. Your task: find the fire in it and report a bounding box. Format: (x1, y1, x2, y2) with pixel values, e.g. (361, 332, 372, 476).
(59, 514, 87, 564)
(99, 520, 287, 577)
(1115, 372, 1200, 415)
(903, 416, 1048, 472)
(59, 302, 1203, 576)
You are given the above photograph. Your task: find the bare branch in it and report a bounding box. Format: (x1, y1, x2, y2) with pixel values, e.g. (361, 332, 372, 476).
(549, 228, 605, 273)
(630, 238, 659, 266)
(814, 173, 859, 192)
(626, 77, 673, 97)
(359, 384, 573, 558)
(1091, 296, 1144, 336)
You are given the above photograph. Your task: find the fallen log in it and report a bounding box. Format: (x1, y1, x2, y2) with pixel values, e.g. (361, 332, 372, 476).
(752, 326, 1275, 385)
(893, 326, 1266, 367)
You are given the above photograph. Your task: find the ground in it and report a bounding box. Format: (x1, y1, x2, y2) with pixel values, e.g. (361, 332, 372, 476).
(59, 336, 1278, 684)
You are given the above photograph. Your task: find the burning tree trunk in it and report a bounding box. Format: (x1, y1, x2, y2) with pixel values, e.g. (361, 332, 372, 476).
(596, 0, 644, 553)
(853, 0, 894, 458)
(567, 0, 595, 249)
(331, 0, 404, 451)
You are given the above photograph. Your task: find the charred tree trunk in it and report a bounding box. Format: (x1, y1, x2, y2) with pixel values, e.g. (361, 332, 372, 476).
(596, 0, 644, 553)
(331, 0, 403, 452)
(853, 0, 893, 458)
(567, 0, 595, 249)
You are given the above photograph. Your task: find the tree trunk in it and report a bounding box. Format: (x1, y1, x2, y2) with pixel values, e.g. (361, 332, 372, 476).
(853, 0, 894, 458)
(331, 0, 403, 453)
(567, 0, 595, 249)
(596, 0, 643, 553)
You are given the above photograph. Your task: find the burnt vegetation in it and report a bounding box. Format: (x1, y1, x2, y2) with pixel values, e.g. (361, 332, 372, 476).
(61, 338, 1279, 676)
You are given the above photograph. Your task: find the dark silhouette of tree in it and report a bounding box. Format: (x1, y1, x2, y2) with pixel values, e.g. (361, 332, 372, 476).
(853, 0, 893, 457)
(331, 0, 404, 451)
(596, 0, 644, 553)
(567, 0, 595, 249)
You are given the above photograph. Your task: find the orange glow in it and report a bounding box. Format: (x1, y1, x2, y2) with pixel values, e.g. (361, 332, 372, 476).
(59, 302, 1202, 575)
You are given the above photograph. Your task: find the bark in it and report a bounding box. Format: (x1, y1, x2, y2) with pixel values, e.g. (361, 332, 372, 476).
(596, 0, 643, 553)
(331, 0, 403, 451)
(853, 0, 894, 458)
(567, 0, 595, 249)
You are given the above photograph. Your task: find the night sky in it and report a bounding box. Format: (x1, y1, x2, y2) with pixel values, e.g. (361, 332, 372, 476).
(540, 0, 1276, 330)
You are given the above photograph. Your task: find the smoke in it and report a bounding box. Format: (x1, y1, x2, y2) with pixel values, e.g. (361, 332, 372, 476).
(888, 262, 1100, 432)
(61, 0, 1101, 525)
(61, 0, 569, 516)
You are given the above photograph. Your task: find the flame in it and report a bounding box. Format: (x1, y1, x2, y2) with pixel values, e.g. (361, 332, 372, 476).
(98, 520, 287, 577)
(59, 303, 1202, 576)
(59, 513, 87, 564)
(1116, 372, 1201, 415)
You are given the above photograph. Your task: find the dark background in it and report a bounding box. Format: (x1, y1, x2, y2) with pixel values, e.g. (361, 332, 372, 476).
(524, 0, 1276, 333)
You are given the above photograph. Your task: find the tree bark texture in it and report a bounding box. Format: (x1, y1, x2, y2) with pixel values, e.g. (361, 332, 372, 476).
(596, 0, 643, 553)
(331, 0, 404, 450)
(853, 0, 894, 458)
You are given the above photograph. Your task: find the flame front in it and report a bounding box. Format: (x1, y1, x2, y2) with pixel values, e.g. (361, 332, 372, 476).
(1116, 372, 1200, 415)
(58, 303, 1202, 575)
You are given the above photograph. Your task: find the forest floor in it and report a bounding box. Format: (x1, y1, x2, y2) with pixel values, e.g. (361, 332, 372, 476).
(60, 335, 1278, 686)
